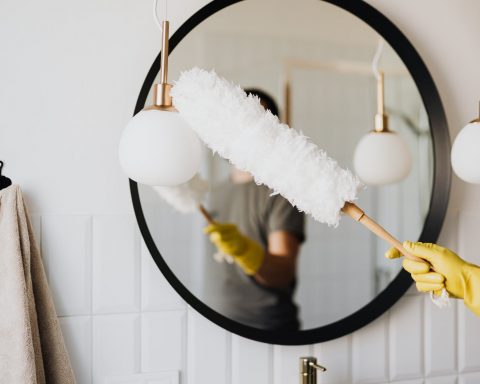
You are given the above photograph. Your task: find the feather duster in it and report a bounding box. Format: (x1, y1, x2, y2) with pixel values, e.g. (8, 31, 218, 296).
(153, 173, 209, 214)
(171, 68, 362, 227)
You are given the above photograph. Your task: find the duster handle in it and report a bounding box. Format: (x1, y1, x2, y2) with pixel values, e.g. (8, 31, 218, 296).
(341, 202, 423, 263)
(198, 204, 216, 225)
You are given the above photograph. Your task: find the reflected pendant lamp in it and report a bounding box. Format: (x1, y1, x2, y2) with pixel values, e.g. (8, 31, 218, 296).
(451, 104, 480, 184)
(118, 10, 202, 186)
(354, 72, 412, 186)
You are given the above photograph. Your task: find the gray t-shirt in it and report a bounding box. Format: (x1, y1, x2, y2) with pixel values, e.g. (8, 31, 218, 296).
(210, 180, 305, 330)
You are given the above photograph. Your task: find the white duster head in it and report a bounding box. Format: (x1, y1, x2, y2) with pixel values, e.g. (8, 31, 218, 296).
(153, 173, 209, 214)
(171, 68, 362, 227)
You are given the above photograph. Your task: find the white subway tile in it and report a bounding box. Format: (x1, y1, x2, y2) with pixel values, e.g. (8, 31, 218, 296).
(187, 308, 229, 384)
(459, 372, 480, 384)
(458, 213, 480, 373)
(59, 316, 92, 384)
(42, 210, 480, 384)
(313, 335, 350, 384)
(273, 344, 312, 384)
(42, 215, 92, 316)
(141, 242, 185, 311)
(458, 303, 480, 373)
(231, 335, 271, 384)
(458, 213, 480, 266)
(352, 315, 388, 383)
(427, 376, 457, 384)
(394, 380, 424, 384)
(436, 213, 458, 251)
(92, 215, 140, 314)
(425, 296, 457, 376)
(141, 311, 186, 373)
(389, 295, 424, 381)
(104, 371, 179, 384)
(93, 314, 140, 384)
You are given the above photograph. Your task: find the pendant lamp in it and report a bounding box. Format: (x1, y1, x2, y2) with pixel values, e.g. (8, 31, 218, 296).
(451, 103, 480, 184)
(119, 2, 202, 186)
(354, 71, 412, 186)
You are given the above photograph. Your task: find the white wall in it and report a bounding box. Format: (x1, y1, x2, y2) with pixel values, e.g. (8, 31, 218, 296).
(1, 0, 480, 383)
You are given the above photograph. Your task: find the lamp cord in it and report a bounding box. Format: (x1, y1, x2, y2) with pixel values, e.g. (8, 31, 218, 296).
(371, 38, 384, 80)
(153, 0, 167, 31)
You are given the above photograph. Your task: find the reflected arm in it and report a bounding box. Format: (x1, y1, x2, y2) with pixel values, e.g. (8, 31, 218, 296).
(204, 224, 301, 289)
(254, 231, 300, 289)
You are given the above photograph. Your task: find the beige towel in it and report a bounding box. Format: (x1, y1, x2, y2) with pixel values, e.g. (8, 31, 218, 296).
(0, 185, 76, 384)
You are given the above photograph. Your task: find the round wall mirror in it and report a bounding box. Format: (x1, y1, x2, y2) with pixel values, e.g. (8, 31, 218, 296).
(131, 0, 450, 344)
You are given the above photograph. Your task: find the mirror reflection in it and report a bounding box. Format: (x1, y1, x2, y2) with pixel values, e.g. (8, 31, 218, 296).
(139, 0, 433, 330)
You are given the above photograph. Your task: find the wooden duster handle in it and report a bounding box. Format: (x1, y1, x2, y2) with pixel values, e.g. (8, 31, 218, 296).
(198, 204, 216, 225)
(341, 202, 423, 263)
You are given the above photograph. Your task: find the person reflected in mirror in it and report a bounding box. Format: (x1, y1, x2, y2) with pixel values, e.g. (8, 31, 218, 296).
(385, 241, 480, 317)
(206, 89, 305, 331)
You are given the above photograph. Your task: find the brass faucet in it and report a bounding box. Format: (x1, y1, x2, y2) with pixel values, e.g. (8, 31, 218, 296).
(299, 357, 326, 384)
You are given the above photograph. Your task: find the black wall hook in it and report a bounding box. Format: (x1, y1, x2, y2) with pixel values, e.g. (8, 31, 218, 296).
(0, 161, 12, 190)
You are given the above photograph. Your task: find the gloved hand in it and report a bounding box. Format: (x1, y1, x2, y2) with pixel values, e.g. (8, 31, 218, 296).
(386, 241, 480, 316)
(204, 223, 265, 275)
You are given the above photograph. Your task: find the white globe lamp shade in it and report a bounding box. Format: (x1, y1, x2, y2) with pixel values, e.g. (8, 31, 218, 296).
(119, 109, 202, 186)
(354, 131, 412, 186)
(451, 121, 480, 184)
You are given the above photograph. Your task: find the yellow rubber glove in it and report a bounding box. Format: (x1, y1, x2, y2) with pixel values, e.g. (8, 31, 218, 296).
(385, 241, 480, 316)
(204, 223, 265, 275)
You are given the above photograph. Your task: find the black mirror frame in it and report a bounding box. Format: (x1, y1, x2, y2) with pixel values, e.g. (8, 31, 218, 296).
(129, 0, 451, 345)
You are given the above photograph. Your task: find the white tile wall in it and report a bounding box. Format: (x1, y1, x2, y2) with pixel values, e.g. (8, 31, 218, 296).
(389, 296, 423, 381)
(425, 299, 457, 376)
(231, 336, 271, 384)
(352, 315, 388, 383)
(60, 316, 92, 384)
(92, 215, 141, 314)
(42, 215, 92, 316)
(427, 376, 457, 384)
(104, 372, 179, 384)
(38, 213, 480, 384)
(458, 305, 480, 374)
(459, 372, 480, 384)
(141, 311, 186, 373)
(393, 380, 423, 384)
(458, 215, 480, 375)
(93, 314, 141, 383)
(141, 242, 186, 312)
(187, 308, 230, 384)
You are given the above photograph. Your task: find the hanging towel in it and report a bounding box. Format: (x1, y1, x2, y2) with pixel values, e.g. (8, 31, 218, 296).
(0, 185, 76, 384)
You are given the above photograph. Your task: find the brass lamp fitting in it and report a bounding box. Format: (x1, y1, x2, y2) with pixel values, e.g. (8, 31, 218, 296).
(374, 71, 389, 132)
(145, 20, 176, 112)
